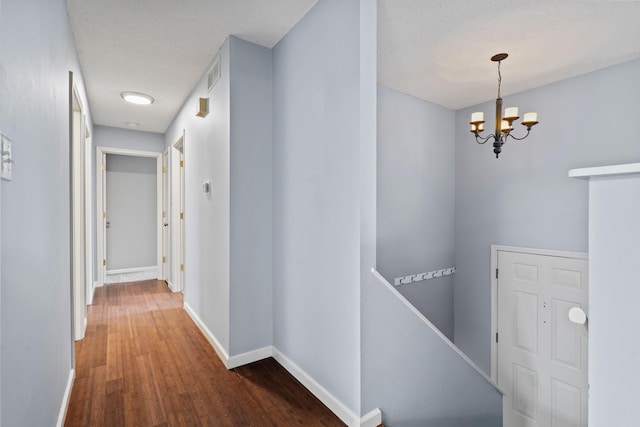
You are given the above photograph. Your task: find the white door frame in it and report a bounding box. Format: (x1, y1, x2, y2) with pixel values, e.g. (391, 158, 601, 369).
(95, 146, 163, 286)
(490, 244, 588, 381)
(70, 77, 88, 341)
(161, 148, 169, 281)
(170, 133, 185, 293)
(84, 119, 93, 305)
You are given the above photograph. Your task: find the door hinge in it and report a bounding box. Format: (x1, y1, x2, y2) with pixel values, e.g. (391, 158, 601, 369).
(102, 211, 106, 219)
(180, 160, 184, 168)
(496, 332, 499, 343)
(180, 264, 184, 271)
(163, 211, 166, 218)
(103, 259, 106, 266)
(101, 164, 106, 171)
(180, 212, 184, 220)
(162, 256, 166, 263)
(162, 166, 167, 173)
(496, 268, 499, 279)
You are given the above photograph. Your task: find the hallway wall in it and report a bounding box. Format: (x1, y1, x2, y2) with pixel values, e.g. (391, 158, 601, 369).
(164, 36, 273, 360)
(0, 0, 92, 425)
(377, 85, 455, 339)
(272, 0, 376, 415)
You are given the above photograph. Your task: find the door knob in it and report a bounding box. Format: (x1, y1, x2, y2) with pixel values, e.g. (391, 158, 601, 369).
(164, 223, 169, 227)
(106, 221, 110, 229)
(568, 307, 587, 325)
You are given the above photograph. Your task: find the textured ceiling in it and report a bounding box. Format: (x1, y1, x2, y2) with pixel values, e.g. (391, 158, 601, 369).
(66, 0, 318, 133)
(378, 0, 640, 110)
(67, 0, 640, 133)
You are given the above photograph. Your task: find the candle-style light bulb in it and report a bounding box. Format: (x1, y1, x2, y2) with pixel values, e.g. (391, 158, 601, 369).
(522, 112, 538, 125)
(504, 107, 519, 120)
(470, 112, 484, 124)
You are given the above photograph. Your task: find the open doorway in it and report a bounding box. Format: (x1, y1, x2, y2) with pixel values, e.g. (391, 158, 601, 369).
(95, 147, 162, 286)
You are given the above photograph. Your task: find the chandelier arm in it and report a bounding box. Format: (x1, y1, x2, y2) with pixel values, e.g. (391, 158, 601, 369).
(507, 129, 531, 141)
(475, 133, 495, 145)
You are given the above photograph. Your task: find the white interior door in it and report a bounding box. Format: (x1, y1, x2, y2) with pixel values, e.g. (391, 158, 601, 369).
(162, 149, 169, 281)
(497, 250, 588, 427)
(179, 148, 185, 292)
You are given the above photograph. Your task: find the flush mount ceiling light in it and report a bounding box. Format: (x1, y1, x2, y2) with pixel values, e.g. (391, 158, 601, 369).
(470, 53, 539, 158)
(120, 91, 154, 105)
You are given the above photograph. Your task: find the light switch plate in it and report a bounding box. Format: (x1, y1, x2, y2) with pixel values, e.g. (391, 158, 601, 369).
(1, 133, 12, 181)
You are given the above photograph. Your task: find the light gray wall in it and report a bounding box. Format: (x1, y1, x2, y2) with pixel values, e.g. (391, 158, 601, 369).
(454, 59, 640, 372)
(164, 36, 273, 359)
(587, 174, 640, 426)
(94, 125, 165, 152)
(0, 0, 92, 425)
(228, 37, 273, 355)
(165, 39, 232, 352)
(363, 272, 502, 427)
(105, 154, 157, 270)
(377, 85, 455, 339)
(92, 126, 164, 281)
(273, 0, 374, 414)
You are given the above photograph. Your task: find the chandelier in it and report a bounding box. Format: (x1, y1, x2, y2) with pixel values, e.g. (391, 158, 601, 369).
(470, 53, 539, 158)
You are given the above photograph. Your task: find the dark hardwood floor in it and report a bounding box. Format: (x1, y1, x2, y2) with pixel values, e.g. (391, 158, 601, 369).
(65, 280, 344, 426)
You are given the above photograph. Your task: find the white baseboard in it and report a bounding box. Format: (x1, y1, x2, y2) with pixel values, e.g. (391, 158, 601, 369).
(105, 266, 158, 284)
(228, 346, 272, 369)
(272, 347, 361, 426)
(181, 308, 380, 426)
(56, 368, 75, 427)
(360, 408, 382, 427)
(87, 281, 97, 305)
(167, 280, 178, 293)
(183, 302, 230, 368)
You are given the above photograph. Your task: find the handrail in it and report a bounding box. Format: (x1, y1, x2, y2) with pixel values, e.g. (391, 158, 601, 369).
(371, 267, 503, 394)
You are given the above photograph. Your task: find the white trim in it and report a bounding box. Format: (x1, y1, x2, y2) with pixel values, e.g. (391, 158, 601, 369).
(359, 408, 382, 427)
(71, 82, 87, 342)
(569, 162, 640, 179)
(166, 280, 178, 293)
(183, 302, 230, 368)
(170, 134, 186, 293)
(56, 369, 75, 427)
(183, 303, 370, 426)
(96, 146, 163, 291)
(490, 244, 588, 381)
(86, 281, 96, 305)
(106, 266, 158, 275)
(104, 267, 159, 285)
(371, 268, 502, 393)
(272, 347, 361, 427)
(228, 346, 272, 369)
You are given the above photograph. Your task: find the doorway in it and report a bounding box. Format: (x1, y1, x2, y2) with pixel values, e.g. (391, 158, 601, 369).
(491, 245, 588, 426)
(96, 147, 162, 286)
(70, 74, 89, 341)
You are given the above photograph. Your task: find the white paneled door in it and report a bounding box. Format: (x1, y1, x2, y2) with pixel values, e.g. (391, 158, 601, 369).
(497, 250, 588, 427)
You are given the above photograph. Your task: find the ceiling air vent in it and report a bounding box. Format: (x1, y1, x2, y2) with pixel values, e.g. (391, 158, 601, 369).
(208, 54, 221, 92)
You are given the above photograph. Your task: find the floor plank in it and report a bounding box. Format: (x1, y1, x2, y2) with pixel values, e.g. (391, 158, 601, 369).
(65, 280, 344, 427)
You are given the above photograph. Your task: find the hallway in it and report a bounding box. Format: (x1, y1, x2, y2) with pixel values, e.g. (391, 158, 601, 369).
(65, 280, 343, 426)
